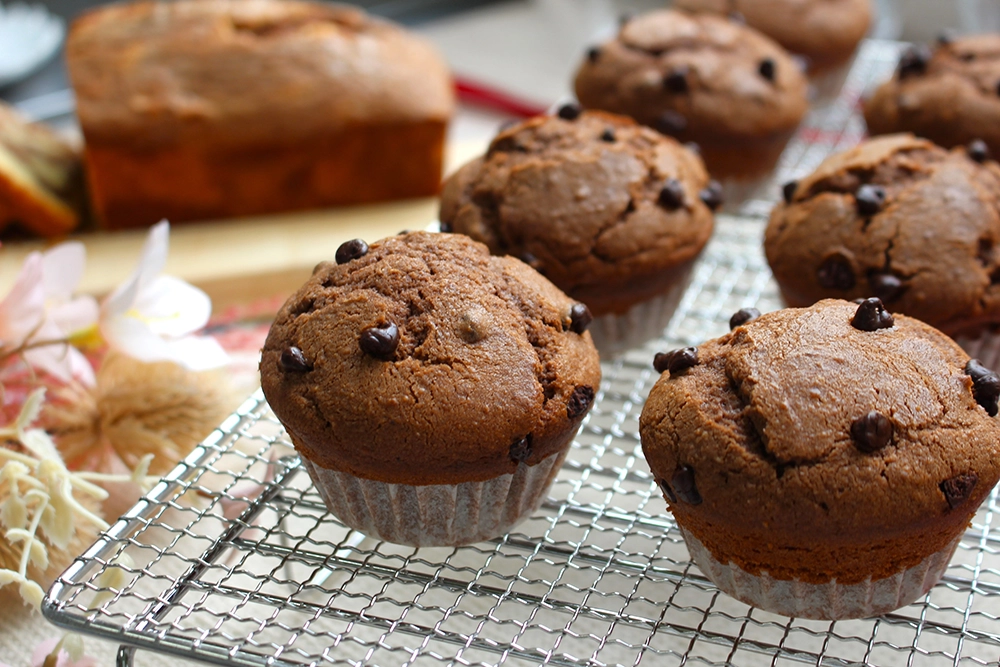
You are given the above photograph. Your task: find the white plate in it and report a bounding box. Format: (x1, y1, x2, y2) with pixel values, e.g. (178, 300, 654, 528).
(0, 2, 64, 89)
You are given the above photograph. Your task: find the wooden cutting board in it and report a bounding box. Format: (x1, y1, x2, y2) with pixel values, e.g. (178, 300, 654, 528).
(0, 140, 485, 315)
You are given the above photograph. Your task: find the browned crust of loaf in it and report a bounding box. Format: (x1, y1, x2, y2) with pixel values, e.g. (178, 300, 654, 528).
(84, 120, 446, 229)
(261, 232, 602, 486)
(639, 299, 1000, 584)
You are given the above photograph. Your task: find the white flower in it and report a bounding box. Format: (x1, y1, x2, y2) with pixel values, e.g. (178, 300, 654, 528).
(100, 221, 227, 370)
(0, 243, 98, 385)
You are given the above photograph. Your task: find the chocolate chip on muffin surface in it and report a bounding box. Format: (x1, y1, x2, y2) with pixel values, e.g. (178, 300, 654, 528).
(765, 134, 1000, 335)
(261, 231, 602, 487)
(865, 34, 1000, 157)
(439, 110, 714, 320)
(573, 9, 808, 179)
(639, 300, 1000, 615)
(674, 0, 872, 74)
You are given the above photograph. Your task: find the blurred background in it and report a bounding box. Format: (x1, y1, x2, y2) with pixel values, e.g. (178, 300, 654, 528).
(3, 0, 1000, 143)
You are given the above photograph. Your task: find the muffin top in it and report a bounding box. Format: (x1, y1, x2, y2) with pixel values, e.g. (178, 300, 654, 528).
(439, 110, 715, 316)
(639, 299, 1000, 582)
(573, 9, 808, 143)
(765, 133, 1000, 334)
(864, 35, 1000, 155)
(673, 0, 871, 71)
(260, 232, 601, 486)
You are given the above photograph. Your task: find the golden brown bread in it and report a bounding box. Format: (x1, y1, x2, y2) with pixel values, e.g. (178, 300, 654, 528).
(0, 102, 84, 237)
(66, 0, 454, 229)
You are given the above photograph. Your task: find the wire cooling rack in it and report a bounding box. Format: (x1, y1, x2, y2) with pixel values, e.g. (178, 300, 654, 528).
(43, 40, 1000, 667)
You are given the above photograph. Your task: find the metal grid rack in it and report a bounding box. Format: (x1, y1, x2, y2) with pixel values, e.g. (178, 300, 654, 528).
(43, 40, 1000, 667)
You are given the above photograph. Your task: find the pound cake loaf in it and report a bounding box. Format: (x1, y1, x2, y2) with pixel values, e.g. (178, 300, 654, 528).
(573, 9, 808, 181)
(261, 232, 601, 546)
(765, 134, 1000, 336)
(439, 109, 716, 356)
(865, 35, 1000, 156)
(66, 0, 454, 229)
(640, 299, 1000, 618)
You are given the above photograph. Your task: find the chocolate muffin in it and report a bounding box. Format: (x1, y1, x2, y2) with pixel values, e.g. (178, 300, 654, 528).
(573, 9, 808, 180)
(261, 231, 602, 546)
(765, 133, 1000, 336)
(674, 0, 872, 75)
(640, 299, 1000, 619)
(865, 35, 1000, 157)
(439, 110, 715, 356)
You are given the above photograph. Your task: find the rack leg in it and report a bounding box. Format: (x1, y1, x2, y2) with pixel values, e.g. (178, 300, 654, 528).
(116, 645, 136, 667)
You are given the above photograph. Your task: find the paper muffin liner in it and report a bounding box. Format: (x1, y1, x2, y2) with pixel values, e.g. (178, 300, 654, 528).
(302, 448, 568, 547)
(587, 267, 693, 358)
(680, 527, 960, 620)
(808, 54, 856, 105)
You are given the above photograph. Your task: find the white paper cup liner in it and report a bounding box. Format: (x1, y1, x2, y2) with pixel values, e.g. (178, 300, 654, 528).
(680, 526, 959, 619)
(587, 269, 693, 358)
(808, 55, 856, 105)
(302, 448, 568, 547)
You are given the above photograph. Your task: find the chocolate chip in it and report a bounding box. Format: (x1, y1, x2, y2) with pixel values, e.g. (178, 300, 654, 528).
(852, 298, 866, 304)
(671, 465, 701, 504)
(655, 110, 688, 136)
(729, 307, 761, 330)
(658, 179, 686, 210)
(852, 297, 895, 331)
(569, 303, 593, 334)
(439, 221, 453, 233)
(782, 180, 797, 204)
(968, 139, 991, 163)
(600, 127, 616, 142)
(312, 261, 330, 275)
(335, 239, 368, 265)
(587, 46, 601, 63)
(509, 435, 532, 463)
(758, 58, 776, 81)
(656, 478, 677, 503)
(870, 273, 904, 303)
(960, 52, 976, 63)
(966, 359, 1000, 416)
(941, 472, 978, 509)
(653, 347, 698, 375)
(898, 44, 931, 78)
(856, 184, 887, 216)
(359, 322, 400, 359)
(567, 385, 595, 420)
(279, 346, 312, 372)
(817, 255, 855, 290)
(850, 411, 893, 453)
(699, 181, 723, 211)
(557, 103, 582, 121)
(663, 67, 689, 93)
